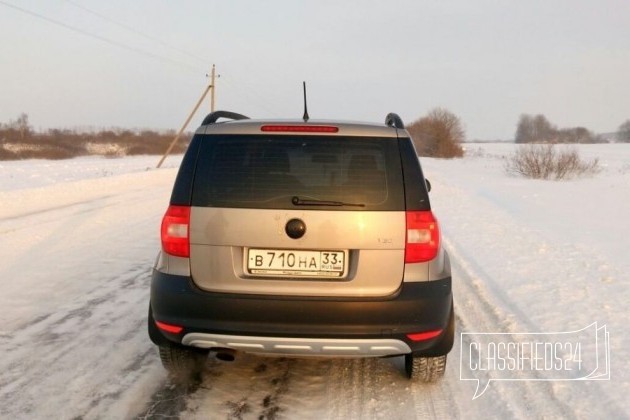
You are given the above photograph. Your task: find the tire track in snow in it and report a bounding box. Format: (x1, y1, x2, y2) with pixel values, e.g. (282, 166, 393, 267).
(424, 160, 628, 417)
(446, 238, 573, 418)
(407, 348, 462, 420)
(142, 352, 457, 419)
(0, 265, 160, 419)
(145, 355, 300, 419)
(325, 359, 369, 419)
(323, 357, 450, 419)
(0, 199, 123, 235)
(442, 219, 626, 417)
(0, 193, 118, 223)
(0, 162, 181, 419)
(137, 373, 204, 420)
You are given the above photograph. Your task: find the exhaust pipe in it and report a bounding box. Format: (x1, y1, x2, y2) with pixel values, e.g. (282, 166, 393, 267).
(214, 348, 236, 362)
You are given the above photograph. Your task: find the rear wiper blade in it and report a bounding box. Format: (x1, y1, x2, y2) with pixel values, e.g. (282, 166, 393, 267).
(291, 196, 365, 207)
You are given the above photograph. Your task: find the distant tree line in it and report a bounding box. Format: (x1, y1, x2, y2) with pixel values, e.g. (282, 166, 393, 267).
(0, 113, 191, 160)
(509, 113, 614, 181)
(515, 114, 630, 143)
(618, 120, 630, 143)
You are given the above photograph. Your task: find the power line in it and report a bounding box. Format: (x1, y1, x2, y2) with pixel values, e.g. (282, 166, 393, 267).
(64, 0, 209, 66)
(221, 76, 282, 117)
(0, 0, 201, 72)
(1, 1, 285, 117)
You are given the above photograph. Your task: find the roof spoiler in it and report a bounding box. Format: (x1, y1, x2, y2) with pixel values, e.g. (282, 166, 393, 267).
(201, 110, 249, 125)
(385, 113, 405, 129)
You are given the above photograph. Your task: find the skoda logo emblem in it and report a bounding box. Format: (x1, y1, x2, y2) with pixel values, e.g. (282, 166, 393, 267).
(285, 218, 306, 239)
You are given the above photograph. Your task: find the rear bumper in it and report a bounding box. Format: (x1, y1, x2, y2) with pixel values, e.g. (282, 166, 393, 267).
(150, 270, 453, 356)
(182, 333, 412, 357)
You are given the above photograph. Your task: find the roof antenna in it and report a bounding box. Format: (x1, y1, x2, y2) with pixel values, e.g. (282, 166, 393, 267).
(302, 81, 309, 122)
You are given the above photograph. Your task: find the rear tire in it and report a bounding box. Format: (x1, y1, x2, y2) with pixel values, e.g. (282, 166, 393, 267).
(158, 344, 208, 381)
(405, 354, 447, 382)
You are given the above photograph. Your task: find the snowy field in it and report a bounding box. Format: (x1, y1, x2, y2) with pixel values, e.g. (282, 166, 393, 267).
(0, 144, 628, 419)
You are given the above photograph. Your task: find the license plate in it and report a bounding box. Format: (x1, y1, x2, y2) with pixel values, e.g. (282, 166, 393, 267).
(247, 249, 347, 278)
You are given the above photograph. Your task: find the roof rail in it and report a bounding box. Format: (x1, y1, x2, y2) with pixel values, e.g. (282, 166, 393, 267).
(385, 113, 405, 129)
(201, 110, 249, 125)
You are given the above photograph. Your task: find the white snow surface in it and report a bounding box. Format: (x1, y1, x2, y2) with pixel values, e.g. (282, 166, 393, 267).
(0, 146, 628, 419)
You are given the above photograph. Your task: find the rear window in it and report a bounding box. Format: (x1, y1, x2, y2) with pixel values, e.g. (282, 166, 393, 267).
(191, 135, 404, 211)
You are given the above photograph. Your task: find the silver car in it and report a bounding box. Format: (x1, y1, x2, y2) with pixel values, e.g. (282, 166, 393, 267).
(149, 111, 454, 381)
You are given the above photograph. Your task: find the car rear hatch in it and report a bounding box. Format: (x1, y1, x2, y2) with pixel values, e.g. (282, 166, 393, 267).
(188, 132, 407, 297)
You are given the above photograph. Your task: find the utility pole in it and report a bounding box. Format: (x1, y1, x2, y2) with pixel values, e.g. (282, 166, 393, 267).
(210, 64, 216, 112)
(156, 65, 218, 168)
(156, 82, 212, 168)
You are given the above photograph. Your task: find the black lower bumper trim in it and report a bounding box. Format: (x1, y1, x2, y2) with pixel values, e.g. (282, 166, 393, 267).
(150, 270, 453, 354)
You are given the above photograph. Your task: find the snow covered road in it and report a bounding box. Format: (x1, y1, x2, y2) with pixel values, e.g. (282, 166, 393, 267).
(0, 161, 175, 418)
(0, 147, 628, 419)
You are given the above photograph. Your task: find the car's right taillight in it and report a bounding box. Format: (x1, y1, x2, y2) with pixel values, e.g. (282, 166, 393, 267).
(161, 205, 190, 257)
(405, 210, 440, 263)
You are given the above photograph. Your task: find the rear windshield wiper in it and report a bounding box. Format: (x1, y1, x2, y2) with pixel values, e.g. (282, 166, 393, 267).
(291, 196, 365, 207)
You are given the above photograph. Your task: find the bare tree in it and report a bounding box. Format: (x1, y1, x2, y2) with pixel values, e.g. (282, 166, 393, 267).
(407, 108, 464, 158)
(12, 113, 31, 142)
(556, 127, 596, 143)
(515, 114, 556, 143)
(515, 114, 606, 143)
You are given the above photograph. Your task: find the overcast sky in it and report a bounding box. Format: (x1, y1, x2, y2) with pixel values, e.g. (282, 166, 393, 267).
(1, 0, 628, 140)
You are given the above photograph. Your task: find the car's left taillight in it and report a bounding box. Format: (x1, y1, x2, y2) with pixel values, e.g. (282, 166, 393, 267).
(161, 205, 190, 257)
